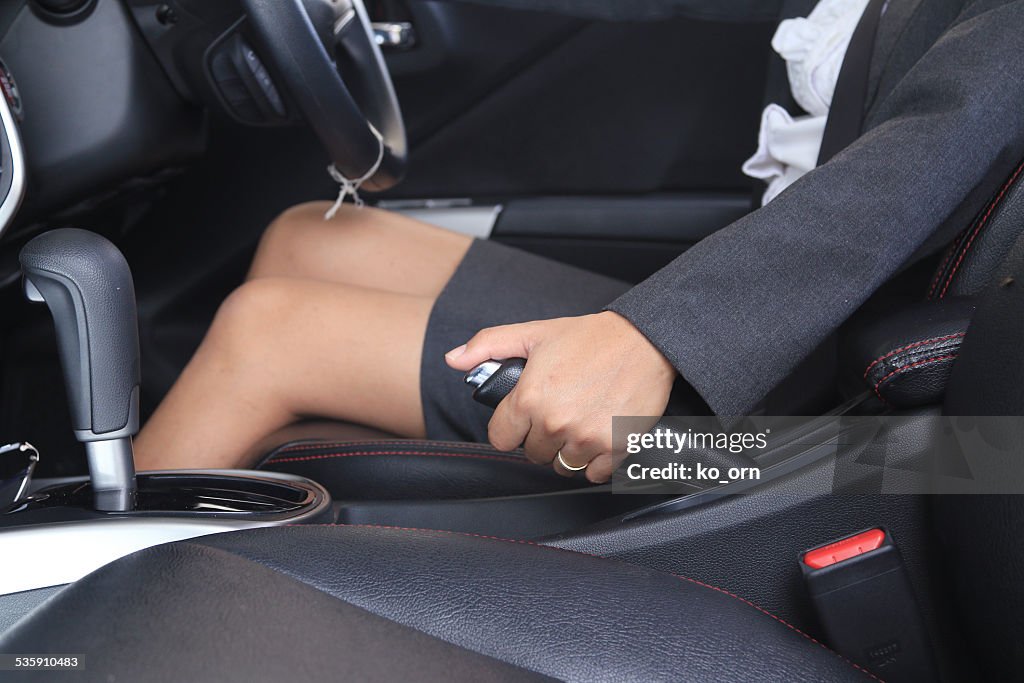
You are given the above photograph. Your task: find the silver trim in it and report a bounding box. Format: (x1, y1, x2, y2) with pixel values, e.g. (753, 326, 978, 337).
(84, 438, 137, 512)
(23, 278, 42, 302)
(379, 202, 503, 238)
(0, 83, 25, 240)
(0, 442, 38, 507)
(371, 21, 415, 49)
(0, 470, 332, 595)
(333, 7, 357, 36)
(465, 360, 501, 388)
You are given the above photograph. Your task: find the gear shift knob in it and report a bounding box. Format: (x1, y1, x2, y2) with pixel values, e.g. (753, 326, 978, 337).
(19, 228, 140, 511)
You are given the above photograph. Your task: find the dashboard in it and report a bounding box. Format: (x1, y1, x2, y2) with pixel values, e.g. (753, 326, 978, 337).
(0, 0, 247, 250)
(0, 57, 25, 243)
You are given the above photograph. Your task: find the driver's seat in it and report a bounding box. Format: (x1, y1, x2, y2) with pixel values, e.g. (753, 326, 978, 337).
(0, 523, 877, 682)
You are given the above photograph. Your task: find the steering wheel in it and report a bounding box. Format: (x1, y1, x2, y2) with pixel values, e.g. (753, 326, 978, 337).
(241, 0, 406, 191)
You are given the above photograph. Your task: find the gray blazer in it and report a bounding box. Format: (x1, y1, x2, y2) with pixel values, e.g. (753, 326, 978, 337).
(600, 0, 1024, 415)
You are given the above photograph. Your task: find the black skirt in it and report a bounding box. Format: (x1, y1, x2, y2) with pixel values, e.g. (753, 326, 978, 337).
(420, 239, 631, 442)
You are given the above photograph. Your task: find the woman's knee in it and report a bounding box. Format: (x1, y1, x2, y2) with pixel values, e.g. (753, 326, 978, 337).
(251, 202, 324, 278)
(208, 278, 301, 363)
(250, 201, 381, 279)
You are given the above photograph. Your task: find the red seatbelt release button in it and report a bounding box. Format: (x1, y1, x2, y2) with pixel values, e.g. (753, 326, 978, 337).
(802, 528, 886, 569)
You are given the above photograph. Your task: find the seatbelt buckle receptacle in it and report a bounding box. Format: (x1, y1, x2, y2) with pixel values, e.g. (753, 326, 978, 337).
(800, 527, 937, 681)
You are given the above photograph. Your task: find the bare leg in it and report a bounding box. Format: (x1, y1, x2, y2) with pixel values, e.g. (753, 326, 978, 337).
(249, 201, 472, 295)
(134, 278, 434, 470)
(135, 204, 474, 470)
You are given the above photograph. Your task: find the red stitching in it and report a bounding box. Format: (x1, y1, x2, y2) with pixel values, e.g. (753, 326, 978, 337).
(862, 332, 966, 381)
(266, 450, 530, 466)
(872, 354, 958, 401)
(927, 239, 960, 299)
(939, 159, 1024, 299)
(285, 523, 883, 681)
(279, 440, 503, 454)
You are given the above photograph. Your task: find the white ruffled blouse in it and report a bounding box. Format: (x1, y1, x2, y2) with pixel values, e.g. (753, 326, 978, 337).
(742, 0, 870, 205)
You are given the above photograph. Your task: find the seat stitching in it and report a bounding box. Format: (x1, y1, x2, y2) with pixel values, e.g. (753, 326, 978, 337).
(938, 158, 1024, 299)
(872, 354, 957, 401)
(279, 440, 511, 454)
(265, 450, 532, 466)
(287, 523, 882, 681)
(927, 238, 960, 299)
(862, 332, 965, 380)
(283, 440, 498, 450)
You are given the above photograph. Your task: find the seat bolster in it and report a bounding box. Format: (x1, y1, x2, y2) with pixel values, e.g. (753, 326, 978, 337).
(253, 419, 402, 457)
(842, 297, 975, 407)
(0, 525, 879, 682)
(259, 439, 587, 500)
(192, 525, 878, 682)
(930, 157, 1024, 300)
(0, 538, 552, 683)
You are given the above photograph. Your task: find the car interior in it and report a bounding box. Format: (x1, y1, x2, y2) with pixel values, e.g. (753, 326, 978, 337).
(0, 0, 1022, 681)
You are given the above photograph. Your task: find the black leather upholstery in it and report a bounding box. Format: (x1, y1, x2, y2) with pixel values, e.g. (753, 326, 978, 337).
(259, 439, 586, 500)
(933, 229, 1024, 681)
(0, 536, 550, 683)
(0, 525, 878, 682)
(252, 419, 401, 456)
(930, 158, 1024, 300)
(843, 153, 1024, 409)
(944, 233, 1024, 417)
(471, 358, 526, 408)
(843, 297, 974, 407)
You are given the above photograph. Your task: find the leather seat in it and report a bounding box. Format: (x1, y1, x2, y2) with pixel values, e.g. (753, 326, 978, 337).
(258, 437, 587, 500)
(0, 525, 878, 682)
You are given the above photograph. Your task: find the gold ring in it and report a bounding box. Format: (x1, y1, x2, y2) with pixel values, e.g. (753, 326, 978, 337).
(556, 450, 588, 472)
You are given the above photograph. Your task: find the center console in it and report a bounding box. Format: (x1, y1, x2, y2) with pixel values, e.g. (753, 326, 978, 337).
(0, 469, 330, 594)
(1, 229, 330, 595)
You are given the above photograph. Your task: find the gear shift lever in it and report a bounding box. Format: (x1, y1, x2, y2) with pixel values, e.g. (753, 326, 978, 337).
(19, 229, 140, 511)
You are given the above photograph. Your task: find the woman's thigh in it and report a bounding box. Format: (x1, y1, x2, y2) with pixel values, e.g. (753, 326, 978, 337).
(134, 277, 437, 470)
(229, 277, 436, 438)
(250, 201, 473, 297)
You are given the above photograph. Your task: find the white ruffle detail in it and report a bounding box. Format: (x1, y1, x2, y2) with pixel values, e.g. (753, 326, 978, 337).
(743, 0, 870, 205)
(742, 104, 827, 205)
(774, 0, 869, 116)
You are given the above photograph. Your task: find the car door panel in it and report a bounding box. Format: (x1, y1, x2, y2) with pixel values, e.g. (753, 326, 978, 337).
(371, 1, 774, 272)
(385, 5, 774, 198)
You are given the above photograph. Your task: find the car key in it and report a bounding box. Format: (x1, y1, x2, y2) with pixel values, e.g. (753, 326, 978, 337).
(464, 358, 526, 409)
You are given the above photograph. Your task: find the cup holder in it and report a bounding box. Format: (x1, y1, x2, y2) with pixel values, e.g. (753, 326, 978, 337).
(2, 470, 332, 525)
(0, 470, 332, 594)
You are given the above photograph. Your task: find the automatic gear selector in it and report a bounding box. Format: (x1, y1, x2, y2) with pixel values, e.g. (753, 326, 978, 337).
(20, 228, 140, 511)
(2, 229, 331, 594)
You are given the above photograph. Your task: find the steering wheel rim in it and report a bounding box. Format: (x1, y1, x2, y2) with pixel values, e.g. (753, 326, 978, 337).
(242, 0, 407, 191)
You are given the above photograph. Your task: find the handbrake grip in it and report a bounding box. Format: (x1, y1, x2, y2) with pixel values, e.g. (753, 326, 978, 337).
(465, 358, 526, 409)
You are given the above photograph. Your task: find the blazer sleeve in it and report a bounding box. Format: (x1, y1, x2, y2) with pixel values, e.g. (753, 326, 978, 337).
(606, 0, 1024, 416)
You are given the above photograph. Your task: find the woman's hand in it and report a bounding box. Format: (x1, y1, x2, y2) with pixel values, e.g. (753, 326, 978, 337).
(445, 311, 676, 482)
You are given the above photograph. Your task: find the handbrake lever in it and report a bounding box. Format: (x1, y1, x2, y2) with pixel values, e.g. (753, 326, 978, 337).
(464, 358, 526, 409)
